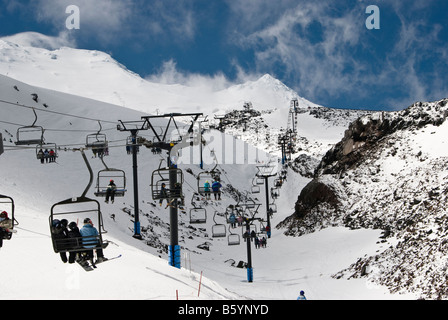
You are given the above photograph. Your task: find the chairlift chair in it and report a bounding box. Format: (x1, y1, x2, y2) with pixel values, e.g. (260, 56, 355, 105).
(49, 196, 108, 254)
(150, 167, 184, 201)
(86, 133, 108, 150)
(0, 194, 18, 241)
(270, 203, 277, 213)
(94, 169, 127, 198)
(126, 135, 143, 147)
(227, 225, 241, 246)
(250, 178, 261, 194)
(36, 143, 58, 162)
(15, 126, 45, 146)
(211, 211, 226, 238)
(197, 170, 220, 196)
(189, 207, 207, 224)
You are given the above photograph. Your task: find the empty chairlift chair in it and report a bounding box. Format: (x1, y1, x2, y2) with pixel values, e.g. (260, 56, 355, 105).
(227, 224, 241, 246)
(211, 211, 226, 238)
(251, 178, 260, 194)
(190, 207, 207, 224)
(15, 126, 45, 146)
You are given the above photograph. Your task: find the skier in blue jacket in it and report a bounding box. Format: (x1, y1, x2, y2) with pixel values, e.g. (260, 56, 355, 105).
(211, 179, 222, 200)
(297, 290, 307, 300)
(80, 218, 106, 263)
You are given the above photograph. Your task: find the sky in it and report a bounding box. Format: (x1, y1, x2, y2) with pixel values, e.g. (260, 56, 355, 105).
(0, 0, 447, 111)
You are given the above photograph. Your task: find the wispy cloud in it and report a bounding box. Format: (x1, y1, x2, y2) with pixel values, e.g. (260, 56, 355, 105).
(145, 59, 260, 91)
(225, 0, 448, 109)
(4, 0, 199, 46)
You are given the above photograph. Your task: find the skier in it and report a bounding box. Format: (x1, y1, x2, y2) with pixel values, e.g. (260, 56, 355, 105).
(67, 221, 82, 264)
(159, 183, 168, 206)
(51, 219, 69, 263)
(297, 290, 307, 300)
(166, 182, 182, 209)
(0, 211, 13, 248)
(37, 149, 45, 164)
(212, 179, 222, 200)
(203, 180, 211, 200)
(44, 149, 50, 163)
(229, 212, 236, 228)
(105, 179, 117, 204)
(49, 149, 56, 162)
(80, 218, 106, 264)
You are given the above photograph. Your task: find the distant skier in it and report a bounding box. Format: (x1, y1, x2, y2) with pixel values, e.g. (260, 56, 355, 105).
(297, 290, 307, 300)
(159, 183, 168, 206)
(105, 179, 117, 204)
(0, 211, 13, 248)
(37, 149, 45, 164)
(229, 212, 236, 228)
(212, 179, 222, 200)
(203, 180, 211, 200)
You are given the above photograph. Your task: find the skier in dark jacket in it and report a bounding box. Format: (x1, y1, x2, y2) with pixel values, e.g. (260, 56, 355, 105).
(67, 221, 83, 264)
(51, 219, 69, 263)
(105, 179, 117, 204)
(0, 211, 13, 248)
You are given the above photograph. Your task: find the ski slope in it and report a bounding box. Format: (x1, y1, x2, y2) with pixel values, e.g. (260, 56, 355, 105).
(0, 35, 418, 300)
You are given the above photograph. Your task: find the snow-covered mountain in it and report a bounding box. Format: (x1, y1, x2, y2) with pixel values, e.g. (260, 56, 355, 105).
(279, 99, 448, 299)
(0, 32, 431, 300)
(0, 32, 300, 115)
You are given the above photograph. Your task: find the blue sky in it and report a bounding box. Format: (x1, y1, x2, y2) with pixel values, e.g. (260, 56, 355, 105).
(0, 0, 447, 111)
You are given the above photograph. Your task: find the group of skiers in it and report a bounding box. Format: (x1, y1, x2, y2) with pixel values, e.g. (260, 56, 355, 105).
(51, 218, 106, 266)
(0, 211, 13, 248)
(159, 182, 184, 209)
(37, 148, 56, 164)
(203, 179, 222, 200)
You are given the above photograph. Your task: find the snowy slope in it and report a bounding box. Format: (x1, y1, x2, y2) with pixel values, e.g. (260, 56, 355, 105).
(0, 33, 419, 300)
(280, 100, 448, 299)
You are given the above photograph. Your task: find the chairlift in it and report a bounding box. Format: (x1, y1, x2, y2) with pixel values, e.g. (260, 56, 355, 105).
(270, 203, 277, 213)
(126, 135, 143, 147)
(271, 187, 280, 199)
(15, 126, 45, 146)
(227, 225, 240, 246)
(0, 194, 18, 242)
(49, 196, 108, 254)
(36, 143, 58, 162)
(86, 133, 108, 150)
(150, 166, 184, 201)
(256, 178, 264, 185)
(94, 169, 126, 198)
(251, 178, 260, 194)
(197, 170, 220, 196)
(15, 108, 45, 146)
(242, 223, 257, 237)
(211, 211, 226, 238)
(189, 207, 207, 224)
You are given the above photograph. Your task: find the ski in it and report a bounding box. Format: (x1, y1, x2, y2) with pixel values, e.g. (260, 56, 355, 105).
(76, 259, 95, 272)
(94, 254, 122, 265)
